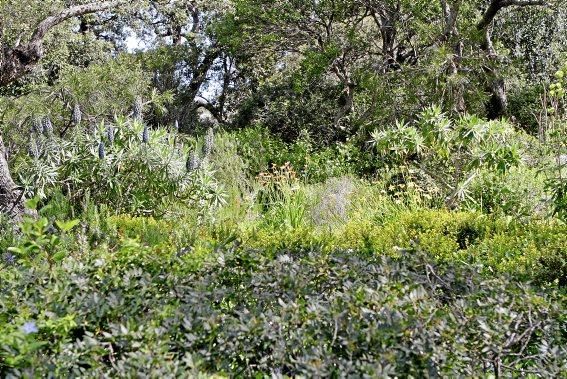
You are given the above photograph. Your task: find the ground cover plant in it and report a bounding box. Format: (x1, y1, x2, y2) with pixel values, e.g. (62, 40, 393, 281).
(1, 0, 567, 377)
(2, 231, 566, 377)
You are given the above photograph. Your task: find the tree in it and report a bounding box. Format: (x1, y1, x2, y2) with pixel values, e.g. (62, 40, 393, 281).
(0, 134, 28, 221)
(475, 0, 548, 118)
(220, 0, 556, 143)
(0, 0, 133, 221)
(131, 0, 235, 130)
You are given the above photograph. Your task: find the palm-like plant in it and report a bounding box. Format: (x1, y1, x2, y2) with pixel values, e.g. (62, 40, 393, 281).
(370, 106, 521, 207)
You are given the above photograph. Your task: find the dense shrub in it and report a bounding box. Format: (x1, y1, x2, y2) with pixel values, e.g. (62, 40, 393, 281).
(234, 126, 373, 182)
(243, 202, 566, 286)
(370, 107, 523, 207)
(1, 236, 565, 377)
(338, 209, 567, 285)
(543, 63, 567, 221)
(464, 164, 547, 218)
(15, 117, 225, 217)
(507, 83, 546, 135)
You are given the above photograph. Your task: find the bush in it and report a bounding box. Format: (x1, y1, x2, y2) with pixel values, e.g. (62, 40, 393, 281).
(370, 107, 523, 207)
(543, 63, 567, 221)
(324, 208, 566, 285)
(1, 239, 565, 377)
(16, 117, 225, 217)
(234, 126, 374, 183)
(464, 164, 547, 218)
(507, 83, 546, 135)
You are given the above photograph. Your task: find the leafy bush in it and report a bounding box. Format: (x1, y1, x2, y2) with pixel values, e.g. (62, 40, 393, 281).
(5, 215, 79, 269)
(234, 126, 290, 176)
(464, 164, 547, 218)
(543, 63, 567, 221)
(234, 126, 374, 183)
(542, 124, 567, 222)
(507, 83, 546, 135)
(306, 209, 567, 285)
(16, 117, 225, 217)
(370, 107, 523, 207)
(302, 141, 373, 182)
(1, 238, 565, 377)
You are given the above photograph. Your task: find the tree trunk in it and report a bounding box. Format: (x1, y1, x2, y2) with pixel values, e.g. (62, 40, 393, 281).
(0, 135, 29, 222)
(486, 77, 507, 119)
(476, 0, 547, 119)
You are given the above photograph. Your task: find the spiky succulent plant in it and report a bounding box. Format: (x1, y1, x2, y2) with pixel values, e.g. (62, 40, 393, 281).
(72, 104, 82, 126)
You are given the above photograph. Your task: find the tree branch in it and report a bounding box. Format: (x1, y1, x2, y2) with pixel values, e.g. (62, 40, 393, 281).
(1, 0, 130, 87)
(477, 0, 548, 31)
(30, 0, 129, 44)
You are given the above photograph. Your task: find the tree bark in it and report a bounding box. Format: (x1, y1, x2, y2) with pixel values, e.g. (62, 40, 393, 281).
(477, 0, 547, 31)
(476, 0, 547, 118)
(177, 46, 222, 129)
(0, 135, 29, 221)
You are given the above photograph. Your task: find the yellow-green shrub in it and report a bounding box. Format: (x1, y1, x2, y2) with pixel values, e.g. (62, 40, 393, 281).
(108, 215, 175, 247)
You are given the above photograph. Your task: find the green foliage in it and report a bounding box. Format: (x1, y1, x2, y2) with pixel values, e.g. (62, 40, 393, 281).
(2, 1, 567, 375)
(232, 182, 567, 287)
(16, 117, 225, 217)
(0, 54, 163, 146)
(371, 107, 523, 207)
(234, 126, 372, 183)
(234, 126, 288, 175)
(6, 212, 79, 268)
(371, 211, 566, 285)
(548, 63, 567, 101)
(256, 162, 309, 230)
(1, 240, 565, 377)
(107, 215, 177, 247)
(543, 134, 567, 221)
(59, 56, 157, 119)
(205, 130, 250, 194)
(464, 164, 547, 218)
(507, 83, 546, 134)
(542, 62, 567, 221)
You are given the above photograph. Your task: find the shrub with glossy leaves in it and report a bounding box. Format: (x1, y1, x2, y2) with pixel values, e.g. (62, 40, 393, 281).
(0, 238, 565, 377)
